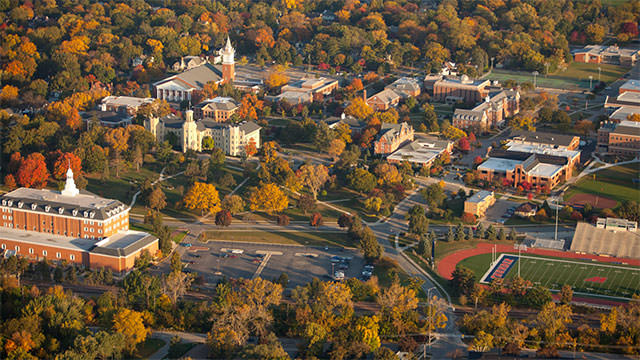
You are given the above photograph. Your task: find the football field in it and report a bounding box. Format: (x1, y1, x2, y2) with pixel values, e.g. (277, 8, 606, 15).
(479, 254, 640, 299)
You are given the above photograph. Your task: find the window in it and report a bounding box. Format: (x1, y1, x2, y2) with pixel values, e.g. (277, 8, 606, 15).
(42, 250, 47, 256)
(90, 228, 94, 233)
(70, 254, 75, 261)
(0, 244, 4, 249)
(29, 248, 33, 254)
(84, 227, 88, 231)
(56, 252, 61, 259)
(15, 246, 19, 252)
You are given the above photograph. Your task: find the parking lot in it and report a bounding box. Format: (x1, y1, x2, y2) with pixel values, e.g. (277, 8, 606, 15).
(181, 241, 366, 289)
(484, 198, 520, 224)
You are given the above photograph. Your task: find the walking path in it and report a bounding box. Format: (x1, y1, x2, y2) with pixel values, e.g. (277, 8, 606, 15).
(129, 168, 185, 208)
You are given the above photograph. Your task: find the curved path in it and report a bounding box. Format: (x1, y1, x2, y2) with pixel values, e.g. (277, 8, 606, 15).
(437, 242, 640, 280)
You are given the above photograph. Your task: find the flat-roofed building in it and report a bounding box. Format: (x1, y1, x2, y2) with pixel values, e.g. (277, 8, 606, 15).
(619, 79, 640, 95)
(596, 217, 637, 232)
(463, 190, 495, 217)
(0, 168, 157, 272)
(386, 136, 453, 167)
(433, 75, 490, 104)
(597, 120, 640, 157)
(100, 96, 154, 116)
(476, 149, 574, 191)
(509, 130, 581, 151)
(573, 45, 639, 66)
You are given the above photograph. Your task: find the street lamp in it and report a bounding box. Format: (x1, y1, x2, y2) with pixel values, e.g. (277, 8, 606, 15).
(589, 75, 593, 89)
(490, 57, 495, 71)
(598, 67, 601, 82)
(424, 287, 437, 358)
(545, 62, 550, 77)
(532, 71, 539, 88)
(553, 197, 560, 242)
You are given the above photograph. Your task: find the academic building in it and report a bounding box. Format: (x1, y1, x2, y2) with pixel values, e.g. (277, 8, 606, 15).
(0, 168, 157, 272)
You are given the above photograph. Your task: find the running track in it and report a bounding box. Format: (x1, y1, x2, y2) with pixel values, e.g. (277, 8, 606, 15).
(438, 242, 640, 280)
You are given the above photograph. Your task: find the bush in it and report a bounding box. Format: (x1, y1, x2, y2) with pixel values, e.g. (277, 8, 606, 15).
(461, 212, 476, 224)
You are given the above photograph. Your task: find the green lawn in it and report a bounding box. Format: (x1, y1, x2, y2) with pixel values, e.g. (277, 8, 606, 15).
(487, 62, 629, 90)
(201, 230, 356, 247)
(459, 253, 640, 299)
(565, 164, 640, 206)
(373, 256, 427, 299)
(135, 338, 166, 359)
(167, 342, 197, 359)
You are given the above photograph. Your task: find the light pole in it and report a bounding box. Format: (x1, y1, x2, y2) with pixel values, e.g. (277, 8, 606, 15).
(589, 75, 593, 89)
(598, 67, 601, 82)
(491, 57, 495, 71)
(545, 62, 550, 77)
(554, 197, 559, 242)
(532, 71, 539, 88)
(425, 287, 437, 358)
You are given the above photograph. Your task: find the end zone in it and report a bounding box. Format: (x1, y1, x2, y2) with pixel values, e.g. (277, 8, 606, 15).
(480, 254, 519, 283)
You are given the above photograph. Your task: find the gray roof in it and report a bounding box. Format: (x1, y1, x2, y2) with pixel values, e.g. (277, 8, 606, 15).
(612, 120, 640, 137)
(510, 130, 578, 147)
(195, 97, 239, 111)
(81, 110, 131, 124)
(368, 88, 400, 104)
(466, 190, 494, 203)
(154, 63, 223, 90)
(239, 121, 261, 133)
(91, 231, 158, 257)
(160, 113, 184, 129)
(1, 188, 127, 221)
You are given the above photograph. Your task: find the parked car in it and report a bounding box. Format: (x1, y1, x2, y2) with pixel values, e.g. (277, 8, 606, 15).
(182, 243, 192, 247)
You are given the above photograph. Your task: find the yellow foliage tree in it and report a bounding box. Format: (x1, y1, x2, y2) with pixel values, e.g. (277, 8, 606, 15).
(59, 36, 90, 55)
(442, 125, 467, 140)
(355, 315, 381, 352)
(112, 308, 150, 353)
(627, 113, 640, 122)
(248, 183, 289, 214)
(265, 70, 289, 89)
(146, 39, 164, 54)
(345, 97, 373, 120)
(374, 163, 402, 187)
(334, 123, 352, 144)
(328, 138, 346, 161)
(0, 85, 19, 102)
(184, 182, 221, 215)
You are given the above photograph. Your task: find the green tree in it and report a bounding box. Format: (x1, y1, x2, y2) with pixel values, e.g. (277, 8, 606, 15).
(347, 168, 377, 193)
(359, 227, 383, 260)
(451, 266, 475, 296)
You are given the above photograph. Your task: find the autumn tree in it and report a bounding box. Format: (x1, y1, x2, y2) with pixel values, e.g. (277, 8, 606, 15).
(442, 126, 467, 140)
(163, 270, 193, 304)
(297, 164, 329, 199)
(359, 227, 383, 260)
(112, 308, 150, 354)
(148, 186, 167, 211)
(345, 97, 373, 120)
(184, 182, 221, 215)
(265, 67, 289, 89)
(347, 168, 377, 193)
(17, 153, 49, 188)
(248, 183, 289, 214)
(215, 209, 232, 227)
(221, 195, 245, 214)
(53, 152, 82, 180)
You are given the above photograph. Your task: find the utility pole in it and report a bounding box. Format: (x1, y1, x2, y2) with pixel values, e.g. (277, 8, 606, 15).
(589, 75, 593, 89)
(554, 197, 559, 242)
(598, 67, 601, 82)
(532, 71, 539, 88)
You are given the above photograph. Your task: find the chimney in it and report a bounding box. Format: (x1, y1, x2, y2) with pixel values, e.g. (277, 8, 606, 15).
(363, 89, 367, 101)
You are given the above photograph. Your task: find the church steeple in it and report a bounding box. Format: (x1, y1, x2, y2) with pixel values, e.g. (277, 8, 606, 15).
(61, 164, 79, 197)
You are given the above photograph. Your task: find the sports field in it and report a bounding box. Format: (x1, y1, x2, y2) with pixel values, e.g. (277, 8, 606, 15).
(565, 163, 640, 207)
(462, 253, 640, 299)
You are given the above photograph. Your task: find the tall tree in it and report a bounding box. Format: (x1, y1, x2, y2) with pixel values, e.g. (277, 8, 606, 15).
(248, 183, 289, 214)
(184, 182, 221, 215)
(297, 164, 329, 199)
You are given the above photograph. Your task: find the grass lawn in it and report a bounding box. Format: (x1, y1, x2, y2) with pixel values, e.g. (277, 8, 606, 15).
(135, 338, 166, 359)
(201, 230, 357, 248)
(171, 230, 188, 244)
(487, 62, 629, 90)
(459, 252, 640, 299)
(565, 164, 640, 206)
(434, 239, 515, 263)
(330, 198, 380, 223)
(167, 342, 197, 359)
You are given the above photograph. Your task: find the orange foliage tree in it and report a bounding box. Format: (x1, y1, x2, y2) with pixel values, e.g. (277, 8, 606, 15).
(237, 94, 264, 121)
(16, 153, 50, 188)
(53, 152, 82, 180)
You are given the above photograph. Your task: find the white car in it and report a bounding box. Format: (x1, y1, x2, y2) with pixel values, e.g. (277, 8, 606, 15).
(334, 271, 345, 280)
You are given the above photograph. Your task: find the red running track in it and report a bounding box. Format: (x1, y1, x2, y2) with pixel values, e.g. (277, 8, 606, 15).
(437, 242, 640, 280)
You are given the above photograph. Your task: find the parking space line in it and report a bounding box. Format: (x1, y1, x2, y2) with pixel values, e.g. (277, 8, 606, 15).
(252, 253, 272, 279)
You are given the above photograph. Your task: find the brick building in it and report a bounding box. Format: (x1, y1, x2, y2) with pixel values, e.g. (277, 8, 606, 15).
(373, 122, 414, 155)
(193, 97, 239, 121)
(367, 89, 401, 111)
(573, 45, 639, 66)
(0, 168, 157, 272)
(476, 149, 575, 192)
(453, 90, 520, 131)
(432, 75, 490, 104)
(597, 120, 640, 157)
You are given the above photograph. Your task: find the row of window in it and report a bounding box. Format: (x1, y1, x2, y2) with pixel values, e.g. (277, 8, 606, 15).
(0, 244, 76, 260)
(1, 208, 12, 213)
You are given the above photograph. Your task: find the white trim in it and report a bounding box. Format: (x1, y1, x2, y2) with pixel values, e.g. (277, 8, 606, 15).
(0, 206, 129, 223)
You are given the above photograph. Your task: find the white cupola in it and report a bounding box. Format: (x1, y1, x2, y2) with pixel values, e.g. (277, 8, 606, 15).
(61, 165, 79, 197)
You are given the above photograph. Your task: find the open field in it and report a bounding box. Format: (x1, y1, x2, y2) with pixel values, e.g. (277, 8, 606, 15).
(565, 164, 640, 207)
(459, 253, 640, 299)
(201, 230, 355, 247)
(487, 62, 629, 89)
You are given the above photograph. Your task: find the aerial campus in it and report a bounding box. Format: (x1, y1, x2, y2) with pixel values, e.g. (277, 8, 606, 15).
(0, 1, 639, 360)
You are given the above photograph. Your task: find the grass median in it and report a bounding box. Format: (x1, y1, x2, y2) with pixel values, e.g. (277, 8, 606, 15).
(201, 229, 356, 248)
